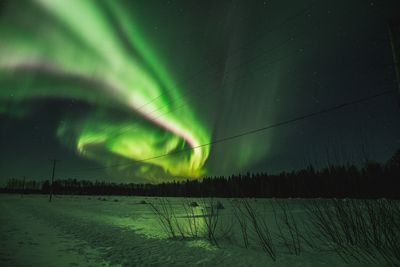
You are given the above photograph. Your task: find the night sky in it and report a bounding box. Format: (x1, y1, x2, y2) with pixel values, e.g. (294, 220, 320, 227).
(0, 0, 399, 184)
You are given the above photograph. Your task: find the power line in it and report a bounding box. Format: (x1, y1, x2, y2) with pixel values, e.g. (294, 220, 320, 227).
(105, 55, 396, 143)
(60, 88, 396, 174)
(130, 0, 319, 115)
(107, 43, 299, 140)
(106, 3, 389, 141)
(131, 62, 396, 132)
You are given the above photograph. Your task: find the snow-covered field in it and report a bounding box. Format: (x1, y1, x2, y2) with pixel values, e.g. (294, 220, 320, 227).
(0, 194, 390, 266)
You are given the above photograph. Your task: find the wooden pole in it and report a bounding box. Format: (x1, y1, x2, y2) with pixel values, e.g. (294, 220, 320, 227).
(49, 159, 59, 202)
(20, 176, 25, 198)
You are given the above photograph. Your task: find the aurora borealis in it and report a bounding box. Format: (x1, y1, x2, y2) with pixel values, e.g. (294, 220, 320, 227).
(1, 0, 400, 183)
(0, 0, 210, 180)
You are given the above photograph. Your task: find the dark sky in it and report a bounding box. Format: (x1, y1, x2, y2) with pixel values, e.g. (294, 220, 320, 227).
(0, 0, 399, 184)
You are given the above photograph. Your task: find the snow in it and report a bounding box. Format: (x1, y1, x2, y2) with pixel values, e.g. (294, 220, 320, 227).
(0, 194, 378, 266)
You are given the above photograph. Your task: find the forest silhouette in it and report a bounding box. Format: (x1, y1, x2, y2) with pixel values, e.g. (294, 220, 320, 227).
(2, 149, 400, 199)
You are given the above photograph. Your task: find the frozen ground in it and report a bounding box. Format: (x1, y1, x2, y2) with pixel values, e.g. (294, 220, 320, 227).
(0, 194, 380, 266)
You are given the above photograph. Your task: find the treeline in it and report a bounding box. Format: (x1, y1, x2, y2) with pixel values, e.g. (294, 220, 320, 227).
(2, 149, 400, 198)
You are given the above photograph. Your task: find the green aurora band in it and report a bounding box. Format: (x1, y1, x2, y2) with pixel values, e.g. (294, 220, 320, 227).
(0, 0, 210, 180)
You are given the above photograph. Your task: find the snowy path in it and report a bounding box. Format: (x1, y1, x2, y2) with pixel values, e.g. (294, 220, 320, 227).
(0, 198, 110, 267)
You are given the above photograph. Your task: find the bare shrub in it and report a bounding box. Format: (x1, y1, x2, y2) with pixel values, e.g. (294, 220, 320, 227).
(306, 198, 400, 266)
(231, 199, 249, 248)
(150, 198, 233, 246)
(272, 199, 304, 255)
(238, 198, 276, 261)
(200, 198, 221, 246)
(182, 199, 200, 238)
(149, 198, 180, 239)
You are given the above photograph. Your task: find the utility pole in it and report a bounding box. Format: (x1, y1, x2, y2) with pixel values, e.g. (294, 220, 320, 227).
(49, 159, 60, 202)
(388, 20, 400, 104)
(20, 176, 25, 198)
